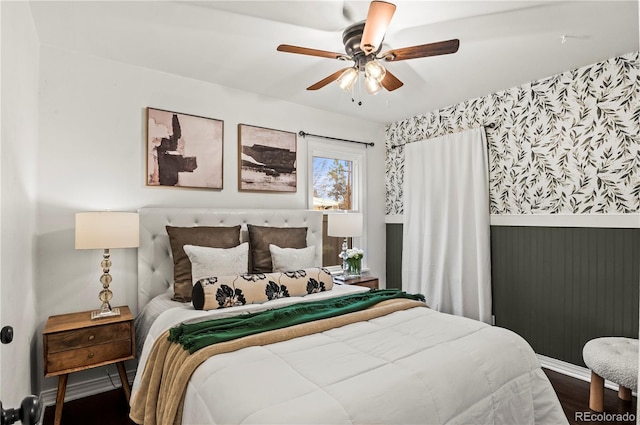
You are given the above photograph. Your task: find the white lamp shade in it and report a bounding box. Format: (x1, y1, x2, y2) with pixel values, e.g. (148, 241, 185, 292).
(365, 61, 386, 82)
(327, 212, 363, 238)
(75, 211, 140, 249)
(365, 75, 382, 95)
(337, 67, 358, 91)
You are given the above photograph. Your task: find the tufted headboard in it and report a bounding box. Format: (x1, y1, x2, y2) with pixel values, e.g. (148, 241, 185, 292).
(137, 208, 323, 312)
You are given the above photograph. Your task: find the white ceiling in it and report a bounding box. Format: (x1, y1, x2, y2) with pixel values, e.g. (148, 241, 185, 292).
(29, 1, 639, 124)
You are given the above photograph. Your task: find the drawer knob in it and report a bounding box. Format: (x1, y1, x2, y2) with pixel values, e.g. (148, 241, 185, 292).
(88, 352, 94, 359)
(88, 334, 95, 341)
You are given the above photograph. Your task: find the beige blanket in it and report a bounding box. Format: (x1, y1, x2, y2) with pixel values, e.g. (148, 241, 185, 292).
(130, 298, 425, 425)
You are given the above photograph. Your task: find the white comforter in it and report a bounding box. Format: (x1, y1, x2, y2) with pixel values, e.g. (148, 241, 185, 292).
(132, 286, 568, 425)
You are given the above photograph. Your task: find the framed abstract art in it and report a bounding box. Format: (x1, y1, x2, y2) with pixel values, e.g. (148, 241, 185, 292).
(238, 124, 297, 193)
(146, 108, 223, 189)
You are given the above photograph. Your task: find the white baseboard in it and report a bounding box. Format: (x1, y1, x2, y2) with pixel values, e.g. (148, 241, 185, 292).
(40, 368, 136, 407)
(538, 354, 593, 382)
(537, 354, 637, 396)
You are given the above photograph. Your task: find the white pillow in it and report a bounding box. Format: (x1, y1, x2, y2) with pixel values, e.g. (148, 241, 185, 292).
(269, 244, 316, 272)
(184, 243, 249, 284)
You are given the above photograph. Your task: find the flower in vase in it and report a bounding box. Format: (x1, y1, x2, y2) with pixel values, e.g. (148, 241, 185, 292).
(339, 247, 364, 260)
(339, 247, 364, 277)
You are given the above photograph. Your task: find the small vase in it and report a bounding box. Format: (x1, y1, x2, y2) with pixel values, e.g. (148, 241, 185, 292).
(346, 257, 362, 278)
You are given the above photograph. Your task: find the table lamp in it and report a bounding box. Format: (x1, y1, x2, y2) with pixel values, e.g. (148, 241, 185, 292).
(327, 212, 363, 277)
(75, 211, 139, 320)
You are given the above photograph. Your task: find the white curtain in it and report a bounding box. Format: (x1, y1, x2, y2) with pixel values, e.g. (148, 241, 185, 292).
(402, 127, 492, 323)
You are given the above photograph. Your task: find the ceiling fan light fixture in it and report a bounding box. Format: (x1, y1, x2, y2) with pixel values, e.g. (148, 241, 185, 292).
(365, 60, 386, 82)
(365, 75, 382, 95)
(277, 2, 459, 98)
(337, 67, 359, 91)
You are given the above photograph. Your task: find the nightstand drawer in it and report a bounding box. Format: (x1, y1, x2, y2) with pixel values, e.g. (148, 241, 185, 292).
(353, 279, 378, 289)
(46, 322, 131, 353)
(43, 306, 135, 425)
(336, 276, 379, 289)
(43, 306, 135, 377)
(46, 339, 133, 375)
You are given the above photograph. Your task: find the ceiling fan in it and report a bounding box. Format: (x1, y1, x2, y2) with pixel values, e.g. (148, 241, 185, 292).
(277, 1, 460, 95)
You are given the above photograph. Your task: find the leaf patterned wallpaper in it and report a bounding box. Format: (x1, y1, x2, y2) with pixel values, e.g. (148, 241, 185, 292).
(386, 52, 639, 216)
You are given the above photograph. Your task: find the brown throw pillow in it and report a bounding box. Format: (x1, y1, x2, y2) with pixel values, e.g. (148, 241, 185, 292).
(247, 225, 307, 273)
(166, 225, 241, 302)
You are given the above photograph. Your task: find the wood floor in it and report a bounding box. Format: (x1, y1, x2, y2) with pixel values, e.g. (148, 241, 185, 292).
(42, 388, 135, 425)
(43, 368, 636, 425)
(543, 368, 637, 425)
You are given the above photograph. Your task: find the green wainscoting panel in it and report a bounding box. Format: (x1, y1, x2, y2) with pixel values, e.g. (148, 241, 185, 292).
(385, 224, 403, 290)
(385, 223, 640, 367)
(491, 226, 639, 366)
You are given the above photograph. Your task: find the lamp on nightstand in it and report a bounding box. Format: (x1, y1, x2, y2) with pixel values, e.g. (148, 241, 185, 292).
(75, 211, 139, 320)
(327, 212, 363, 278)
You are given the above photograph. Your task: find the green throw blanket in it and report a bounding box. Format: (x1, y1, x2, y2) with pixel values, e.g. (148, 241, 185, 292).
(170, 289, 426, 353)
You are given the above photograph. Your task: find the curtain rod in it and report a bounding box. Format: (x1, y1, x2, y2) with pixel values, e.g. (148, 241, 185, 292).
(298, 131, 375, 148)
(389, 124, 494, 149)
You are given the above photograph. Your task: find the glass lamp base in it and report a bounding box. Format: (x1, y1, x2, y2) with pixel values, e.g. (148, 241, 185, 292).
(91, 307, 120, 320)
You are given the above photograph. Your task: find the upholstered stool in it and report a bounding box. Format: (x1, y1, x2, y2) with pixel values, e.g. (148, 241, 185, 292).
(582, 337, 638, 412)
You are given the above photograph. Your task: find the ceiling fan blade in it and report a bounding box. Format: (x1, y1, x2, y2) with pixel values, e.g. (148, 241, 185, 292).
(381, 39, 460, 62)
(381, 69, 403, 91)
(277, 44, 348, 60)
(307, 68, 351, 91)
(361, 1, 396, 55)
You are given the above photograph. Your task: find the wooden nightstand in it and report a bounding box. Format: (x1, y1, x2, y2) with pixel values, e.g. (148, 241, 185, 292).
(342, 275, 379, 289)
(43, 306, 134, 425)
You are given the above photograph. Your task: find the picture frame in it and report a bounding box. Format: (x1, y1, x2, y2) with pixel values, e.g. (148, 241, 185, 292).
(238, 124, 297, 193)
(146, 107, 224, 190)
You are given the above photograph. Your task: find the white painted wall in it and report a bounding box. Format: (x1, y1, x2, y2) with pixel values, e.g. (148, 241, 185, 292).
(1, 1, 40, 404)
(35, 45, 386, 394)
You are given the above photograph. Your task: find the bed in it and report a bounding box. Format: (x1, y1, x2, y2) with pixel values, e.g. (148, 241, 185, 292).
(130, 207, 568, 425)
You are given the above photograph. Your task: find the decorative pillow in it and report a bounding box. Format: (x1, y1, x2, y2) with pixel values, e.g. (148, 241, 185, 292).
(269, 244, 316, 272)
(247, 225, 307, 273)
(192, 267, 333, 310)
(166, 225, 241, 302)
(184, 243, 249, 283)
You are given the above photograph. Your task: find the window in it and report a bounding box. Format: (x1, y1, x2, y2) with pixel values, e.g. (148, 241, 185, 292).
(307, 140, 366, 267)
(308, 141, 364, 212)
(312, 157, 354, 210)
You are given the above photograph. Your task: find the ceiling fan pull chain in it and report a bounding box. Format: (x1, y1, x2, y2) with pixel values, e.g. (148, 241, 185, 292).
(352, 75, 363, 106)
